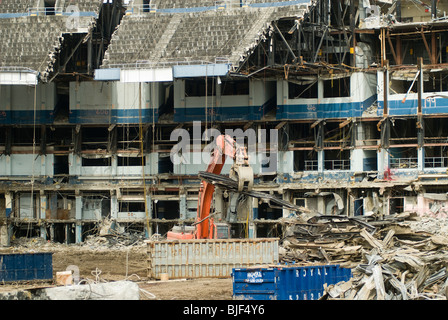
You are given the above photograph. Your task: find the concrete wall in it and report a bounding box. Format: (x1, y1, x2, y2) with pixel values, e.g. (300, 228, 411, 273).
(69, 153, 159, 177)
(404, 193, 448, 218)
(0, 83, 57, 124)
(174, 78, 276, 122)
(277, 72, 377, 120)
(0, 153, 54, 177)
(69, 81, 160, 124)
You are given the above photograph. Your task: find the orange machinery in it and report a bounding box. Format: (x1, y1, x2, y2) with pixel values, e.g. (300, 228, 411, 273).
(167, 134, 253, 240)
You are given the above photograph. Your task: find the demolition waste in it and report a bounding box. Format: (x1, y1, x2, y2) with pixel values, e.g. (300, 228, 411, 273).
(1, 214, 448, 300)
(280, 212, 448, 300)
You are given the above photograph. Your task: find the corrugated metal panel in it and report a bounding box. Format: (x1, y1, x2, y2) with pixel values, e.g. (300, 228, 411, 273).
(232, 264, 352, 300)
(147, 238, 279, 279)
(0, 253, 53, 282)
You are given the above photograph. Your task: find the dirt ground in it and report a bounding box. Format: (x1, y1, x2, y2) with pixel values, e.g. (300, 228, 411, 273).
(0, 240, 234, 300)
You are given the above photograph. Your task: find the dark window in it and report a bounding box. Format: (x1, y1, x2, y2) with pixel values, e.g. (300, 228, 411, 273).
(143, 0, 151, 12)
(185, 79, 216, 97)
(82, 157, 111, 166)
(324, 78, 350, 98)
(221, 80, 249, 95)
(117, 156, 145, 166)
(44, 0, 56, 15)
(288, 81, 318, 99)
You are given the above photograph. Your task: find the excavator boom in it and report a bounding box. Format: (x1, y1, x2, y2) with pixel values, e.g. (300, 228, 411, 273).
(166, 134, 251, 240)
(196, 135, 237, 239)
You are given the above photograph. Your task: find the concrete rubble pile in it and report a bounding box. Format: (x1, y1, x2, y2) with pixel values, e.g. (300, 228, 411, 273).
(280, 213, 448, 300)
(6, 218, 148, 252)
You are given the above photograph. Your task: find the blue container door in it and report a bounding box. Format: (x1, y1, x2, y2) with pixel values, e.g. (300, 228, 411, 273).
(232, 268, 280, 300)
(0, 253, 53, 282)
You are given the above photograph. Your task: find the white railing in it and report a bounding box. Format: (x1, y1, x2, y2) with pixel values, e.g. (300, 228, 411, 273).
(125, 3, 157, 15)
(107, 57, 231, 70)
(27, 7, 63, 16)
(325, 159, 350, 170)
(0, 66, 38, 73)
(390, 157, 417, 169)
(425, 157, 448, 168)
(304, 160, 318, 171)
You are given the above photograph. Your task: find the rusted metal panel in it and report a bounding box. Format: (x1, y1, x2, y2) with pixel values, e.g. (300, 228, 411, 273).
(147, 238, 279, 279)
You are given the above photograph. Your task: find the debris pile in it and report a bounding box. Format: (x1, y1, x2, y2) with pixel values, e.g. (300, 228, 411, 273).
(279, 213, 448, 300)
(6, 219, 147, 253)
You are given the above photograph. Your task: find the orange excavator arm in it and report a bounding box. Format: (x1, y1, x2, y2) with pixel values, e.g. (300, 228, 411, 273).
(195, 135, 236, 239)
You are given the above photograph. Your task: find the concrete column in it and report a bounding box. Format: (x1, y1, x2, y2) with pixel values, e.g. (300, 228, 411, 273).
(252, 197, 258, 220)
(418, 147, 425, 172)
(75, 195, 82, 243)
(110, 192, 118, 219)
(377, 148, 390, 178)
(70, 154, 82, 176)
(179, 193, 187, 220)
(40, 191, 47, 240)
(5, 155, 11, 176)
(248, 222, 256, 239)
(351, 149, 364, 172)
(5, 192, 12, 218)
(282, 190, 292, 218)
(317, 196, 326, 215)
(111, 155, 117, 176)
(0, 224, 10, 246)
(417, 191, 426, 217)
(318, 150, 325, 173)
(145, 193, 152, 237)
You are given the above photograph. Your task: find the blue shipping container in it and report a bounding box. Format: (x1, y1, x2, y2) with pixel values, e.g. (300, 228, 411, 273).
(232, 264, 352, 300)
(0, 253, 53, 282)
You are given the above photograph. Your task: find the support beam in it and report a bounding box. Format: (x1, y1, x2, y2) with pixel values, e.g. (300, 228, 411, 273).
(396, 35, 403, 65)
(421, 28, 435, 65)
(431, 32, 437, 65)
(273, 22, 297, 63)
(386, 30, 398, 65)
(383, 60, 389, 116)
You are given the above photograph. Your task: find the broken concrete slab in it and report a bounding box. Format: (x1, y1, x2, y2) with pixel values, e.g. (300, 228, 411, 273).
(39, 281, 140, 300)
(0, 281, 140, 300)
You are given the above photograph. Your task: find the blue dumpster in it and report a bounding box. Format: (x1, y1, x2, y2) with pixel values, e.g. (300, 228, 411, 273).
(232, 264, 352, 300)
(0, 253, 53, 282)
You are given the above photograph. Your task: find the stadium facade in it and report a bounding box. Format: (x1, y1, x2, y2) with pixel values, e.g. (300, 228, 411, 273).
(1, 0, 448, 244)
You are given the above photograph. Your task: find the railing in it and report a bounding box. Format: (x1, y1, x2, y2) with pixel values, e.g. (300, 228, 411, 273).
(389, 157, 417, 169)
(424, 157, 448, 168)
(28, 7, 63, 16)
(424, 137, 448, 144)
(0, 66, 38, 73)
(324, 159, 350, 170)
(304, 160, 318, 171)
(303, 157, 448, 170)
(125, 4, 157, 15)
(106, 57, 231, 70)
(304, 159, 351, 171)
